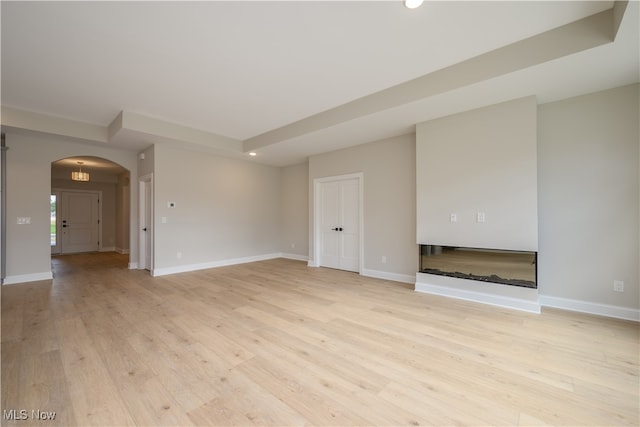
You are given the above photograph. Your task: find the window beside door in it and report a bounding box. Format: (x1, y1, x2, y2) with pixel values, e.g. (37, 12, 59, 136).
(50, 194, 57, 247)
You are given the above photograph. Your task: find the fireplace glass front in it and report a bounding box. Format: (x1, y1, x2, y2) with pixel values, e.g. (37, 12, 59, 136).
(419, 245, 537, 289)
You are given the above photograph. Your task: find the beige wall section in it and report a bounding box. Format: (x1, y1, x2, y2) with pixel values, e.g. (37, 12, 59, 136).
(280, 162, 309, 258)
(3, 132, 138, 283)
(116, 173, 130, 253)
(138, 145, 155, 177)
(538, 84, 639, 310)
(416, 96, 538, 251)
(152, 145, 281, 271)
(309, 134, 417, 280)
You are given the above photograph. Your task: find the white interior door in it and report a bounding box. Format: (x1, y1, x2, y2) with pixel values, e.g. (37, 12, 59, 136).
(340, 178, 360, 271)
(59, 191, 100, 254)
(139, 174, 153, 271)
(319, 177, 360, 272)
(320, 181, 341, 268)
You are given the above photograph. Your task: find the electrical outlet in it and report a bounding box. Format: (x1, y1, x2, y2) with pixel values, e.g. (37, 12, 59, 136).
(177, 251, 182, 259)
(476, 212, 486, 223)
(613, 280, 624, 292)
(381, 256, 387, 264)
(291, 243, 295, 249)
(450, 213, 457, 223)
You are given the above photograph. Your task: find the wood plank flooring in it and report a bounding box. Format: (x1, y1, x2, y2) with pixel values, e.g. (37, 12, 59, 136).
(2, 252, 638, 426)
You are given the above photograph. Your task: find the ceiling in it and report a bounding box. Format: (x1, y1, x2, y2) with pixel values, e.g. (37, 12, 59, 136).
(52, 156, 128, 176)
(2, 1, 638, 167)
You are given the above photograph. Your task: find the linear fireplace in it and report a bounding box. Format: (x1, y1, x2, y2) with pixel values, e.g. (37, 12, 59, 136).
(420, 245, 537, 289)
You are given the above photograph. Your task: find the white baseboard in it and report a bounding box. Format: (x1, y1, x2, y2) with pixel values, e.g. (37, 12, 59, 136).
(415, 282, 541, 313)
(100, 246, 116, 252)
(415, 274, 541, 314)
(280, 253, 309, 262)
(362, 268, 415, 284)
(128, 262, 139, 270)
(307, 262, 415, 284)
(152, 253, 282, 277)
(3, 272, 53, 285)
(539, 295, 640, 322)
(116, 247, 130, 255)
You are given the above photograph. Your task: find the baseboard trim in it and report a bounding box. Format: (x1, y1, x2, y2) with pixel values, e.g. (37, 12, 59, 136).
(128, 262, 139, 270)
(100, 246, 116, 252)
(280, 253, 309, 262)
(116, 247, 130, 255)
(3, 272, 53, 285)
(415, 281, 541, 314)
(152, 253, 283, 277)
(539, 295, 640, 322)
(362, 268, 415, 284)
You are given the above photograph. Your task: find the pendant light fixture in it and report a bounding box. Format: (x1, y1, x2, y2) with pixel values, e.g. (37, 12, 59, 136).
(71, 161, 90, 182)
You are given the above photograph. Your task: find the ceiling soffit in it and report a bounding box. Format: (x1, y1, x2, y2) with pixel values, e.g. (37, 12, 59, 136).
(0, 3, 632, 166)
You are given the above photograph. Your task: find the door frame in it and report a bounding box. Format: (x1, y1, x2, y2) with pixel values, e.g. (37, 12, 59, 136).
(51, 188, 103, 255)
(138, 173, 153, 272)
(312, 173, 364, 274)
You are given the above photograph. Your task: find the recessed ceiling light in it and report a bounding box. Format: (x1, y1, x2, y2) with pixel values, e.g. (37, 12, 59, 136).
(249, 152, 257, 156)
(404, 0, 424, 9)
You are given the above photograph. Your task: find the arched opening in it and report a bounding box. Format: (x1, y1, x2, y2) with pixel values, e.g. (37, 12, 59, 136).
(50, 156, 131, 263)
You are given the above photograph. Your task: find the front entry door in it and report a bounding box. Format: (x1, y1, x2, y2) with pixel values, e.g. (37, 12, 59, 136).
(319, 177, 360, 272)
(59, 191, 100, 254)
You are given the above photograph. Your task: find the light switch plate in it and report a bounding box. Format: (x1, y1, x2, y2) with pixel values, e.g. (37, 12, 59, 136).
(17, 217, 31, 225)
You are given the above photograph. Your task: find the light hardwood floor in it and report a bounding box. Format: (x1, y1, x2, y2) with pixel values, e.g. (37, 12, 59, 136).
(2, 252, 638, 426)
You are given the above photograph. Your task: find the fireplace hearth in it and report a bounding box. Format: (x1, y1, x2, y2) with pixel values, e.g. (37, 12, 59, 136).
(419, 245, 537, 289)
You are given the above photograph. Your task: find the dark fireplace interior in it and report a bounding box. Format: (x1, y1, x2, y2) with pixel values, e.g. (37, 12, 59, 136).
(419, 245, 537, 289)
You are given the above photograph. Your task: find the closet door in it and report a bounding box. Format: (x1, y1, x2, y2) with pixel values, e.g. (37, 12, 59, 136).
(319, 177, 360, 272)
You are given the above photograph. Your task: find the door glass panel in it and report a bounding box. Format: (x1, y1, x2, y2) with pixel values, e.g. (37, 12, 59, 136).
(50, 194, 57, 246)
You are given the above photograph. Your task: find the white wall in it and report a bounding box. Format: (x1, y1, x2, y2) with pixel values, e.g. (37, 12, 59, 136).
(538, 84, 639, 312)
(116, 173, 130, 253)
(416, 96, 538, 251)
(3, 131, 138, 284)
(280, 162, 309, 259)
(151, 145, 281, 274)
(138, 145, 155, 177)
(309, 134, 417, 282)
(3, 84, 637, 320)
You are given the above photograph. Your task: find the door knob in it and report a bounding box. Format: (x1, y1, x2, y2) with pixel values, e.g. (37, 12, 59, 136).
(338, 227, 343, 231)
(143, 227, 147, 232)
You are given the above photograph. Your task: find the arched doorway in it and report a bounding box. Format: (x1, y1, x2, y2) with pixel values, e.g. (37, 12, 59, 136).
(51, 156, 131, 258)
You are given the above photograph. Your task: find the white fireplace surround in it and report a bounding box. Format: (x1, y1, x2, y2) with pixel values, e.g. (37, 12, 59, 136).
(416, 96, 539, 312)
